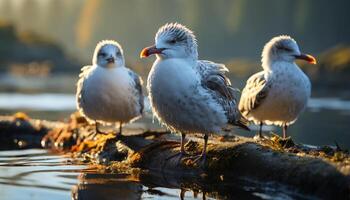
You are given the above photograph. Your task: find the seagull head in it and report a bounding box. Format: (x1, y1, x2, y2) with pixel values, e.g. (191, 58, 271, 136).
(140, 23, 198, 60)
(262, 35, 316, 68)
(93, 40, 125, 68)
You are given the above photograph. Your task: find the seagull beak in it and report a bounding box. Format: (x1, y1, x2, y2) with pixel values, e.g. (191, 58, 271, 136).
(140, 45, 164, 58)
(295, 54, 317, 65)
(106, 57, 115, 63)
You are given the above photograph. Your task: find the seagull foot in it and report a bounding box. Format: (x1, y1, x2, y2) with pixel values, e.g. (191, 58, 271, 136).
(95, 128, 109, 135)
(279, 137, 295, 148)
(253, 134, 267, 141)
(183, 154, 207, 168)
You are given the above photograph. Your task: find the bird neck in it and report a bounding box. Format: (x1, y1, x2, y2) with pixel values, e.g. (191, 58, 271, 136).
(157, 55, 197, 63)
(98, 64, 124, 70)
(263, 60, 297, 73)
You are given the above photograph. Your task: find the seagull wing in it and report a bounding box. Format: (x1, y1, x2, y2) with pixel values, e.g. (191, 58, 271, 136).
(76, 65, 92, 112)
(127, 69, 144, 114)
(197, 60, 249, 130)
(239, 71, 269, 116)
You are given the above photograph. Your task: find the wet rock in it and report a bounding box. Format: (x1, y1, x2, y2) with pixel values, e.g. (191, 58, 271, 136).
(0, 112, 54, 150)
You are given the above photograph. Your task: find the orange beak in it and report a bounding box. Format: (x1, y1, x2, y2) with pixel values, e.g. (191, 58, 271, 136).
(140, 45, 164, 58)
(295, 54, 317, 64)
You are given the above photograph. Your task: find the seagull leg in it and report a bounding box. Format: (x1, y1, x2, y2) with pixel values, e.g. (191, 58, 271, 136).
(119, 122, 123, 135)
(192, 134, 208, 166)
(94, 120, 108, 135)
(115, 122, 123, 139)
(165, 133, 187, 161)
(163, 133, 189, 169)
(201, 134, 208, 162)
(180, 132, 186, 155)
(258, 122, 263, 138)
(283, 124, 288, 138)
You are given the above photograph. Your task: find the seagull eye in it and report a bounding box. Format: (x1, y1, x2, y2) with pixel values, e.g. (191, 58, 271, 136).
(168, 39, 176, 44)
(277, 46, 292, 52)
(98, 52, 107, 57)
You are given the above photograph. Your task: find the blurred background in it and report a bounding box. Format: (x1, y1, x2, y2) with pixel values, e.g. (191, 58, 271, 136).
(0, 0, 349, 148)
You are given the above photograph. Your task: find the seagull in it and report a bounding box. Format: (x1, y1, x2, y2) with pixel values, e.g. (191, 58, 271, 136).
(140, 23, 249, 162)
(239, 35, 316, 138)
(76, 40, 144, 136)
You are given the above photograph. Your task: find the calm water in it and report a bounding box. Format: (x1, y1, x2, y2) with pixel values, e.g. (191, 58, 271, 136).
(0, 93, 349, 149)
(0, 149, 314, 200)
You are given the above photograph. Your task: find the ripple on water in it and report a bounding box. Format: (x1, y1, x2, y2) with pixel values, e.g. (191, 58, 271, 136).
(0, 149, 85, 200)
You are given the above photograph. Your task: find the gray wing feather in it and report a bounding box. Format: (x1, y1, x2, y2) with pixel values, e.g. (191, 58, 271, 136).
(197, 60, 243, 125)
(128, 69, 144, 114)
(238, 71, 269, 116)
(76, 65, 92, 114)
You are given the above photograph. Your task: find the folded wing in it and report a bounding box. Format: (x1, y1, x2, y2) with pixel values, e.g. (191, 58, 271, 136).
(76, 65, 93, 114)
(197, 60, 249, 130)
(239, 71, 269, 116)
(127, 69, 144, 114)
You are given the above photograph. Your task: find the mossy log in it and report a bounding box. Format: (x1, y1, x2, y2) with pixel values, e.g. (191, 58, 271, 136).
(0, 112, 349, 199)
(123, 134, 350, 199)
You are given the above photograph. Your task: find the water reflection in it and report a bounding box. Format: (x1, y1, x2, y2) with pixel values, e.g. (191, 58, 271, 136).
(71, 173, 143, 200)
(0, 149, 84, 200)
(0, 149, 319, 199)
(71, 170, 310, 200)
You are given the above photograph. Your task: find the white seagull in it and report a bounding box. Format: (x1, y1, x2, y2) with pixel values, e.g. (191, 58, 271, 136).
(239, 35, 316, 138)
(140, 23, 249, 162)
(76, 40, 144, 135)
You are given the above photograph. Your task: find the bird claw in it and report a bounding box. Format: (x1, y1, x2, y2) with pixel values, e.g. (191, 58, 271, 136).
(254, 134, 266, 141)
(95, 127, 109, 135)
(183, 154, 207, 168)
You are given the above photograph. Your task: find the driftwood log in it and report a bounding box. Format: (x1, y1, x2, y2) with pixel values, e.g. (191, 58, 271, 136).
(1, 112, 349, 199)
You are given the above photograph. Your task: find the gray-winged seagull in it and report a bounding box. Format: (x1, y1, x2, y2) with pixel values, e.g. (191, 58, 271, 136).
(239, 35, 316, 138)
(76, 40, 144, 136)
(140, 23, 249, 162)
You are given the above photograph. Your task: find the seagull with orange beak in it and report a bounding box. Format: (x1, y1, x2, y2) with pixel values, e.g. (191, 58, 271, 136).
(140, 23, 249, 164)
(239, 35, 316, 139)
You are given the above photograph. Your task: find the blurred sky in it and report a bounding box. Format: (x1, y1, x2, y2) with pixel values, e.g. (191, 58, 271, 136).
(0, 0, 349, 63)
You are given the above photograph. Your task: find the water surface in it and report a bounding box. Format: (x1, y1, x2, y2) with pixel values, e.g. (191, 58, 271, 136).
(0, 149, 312, 200)
(0, 93, 349, 149)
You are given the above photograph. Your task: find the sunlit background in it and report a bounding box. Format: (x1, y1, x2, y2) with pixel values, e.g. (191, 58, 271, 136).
(0, 0, 349, 148)
(0, 1, 349, 200)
